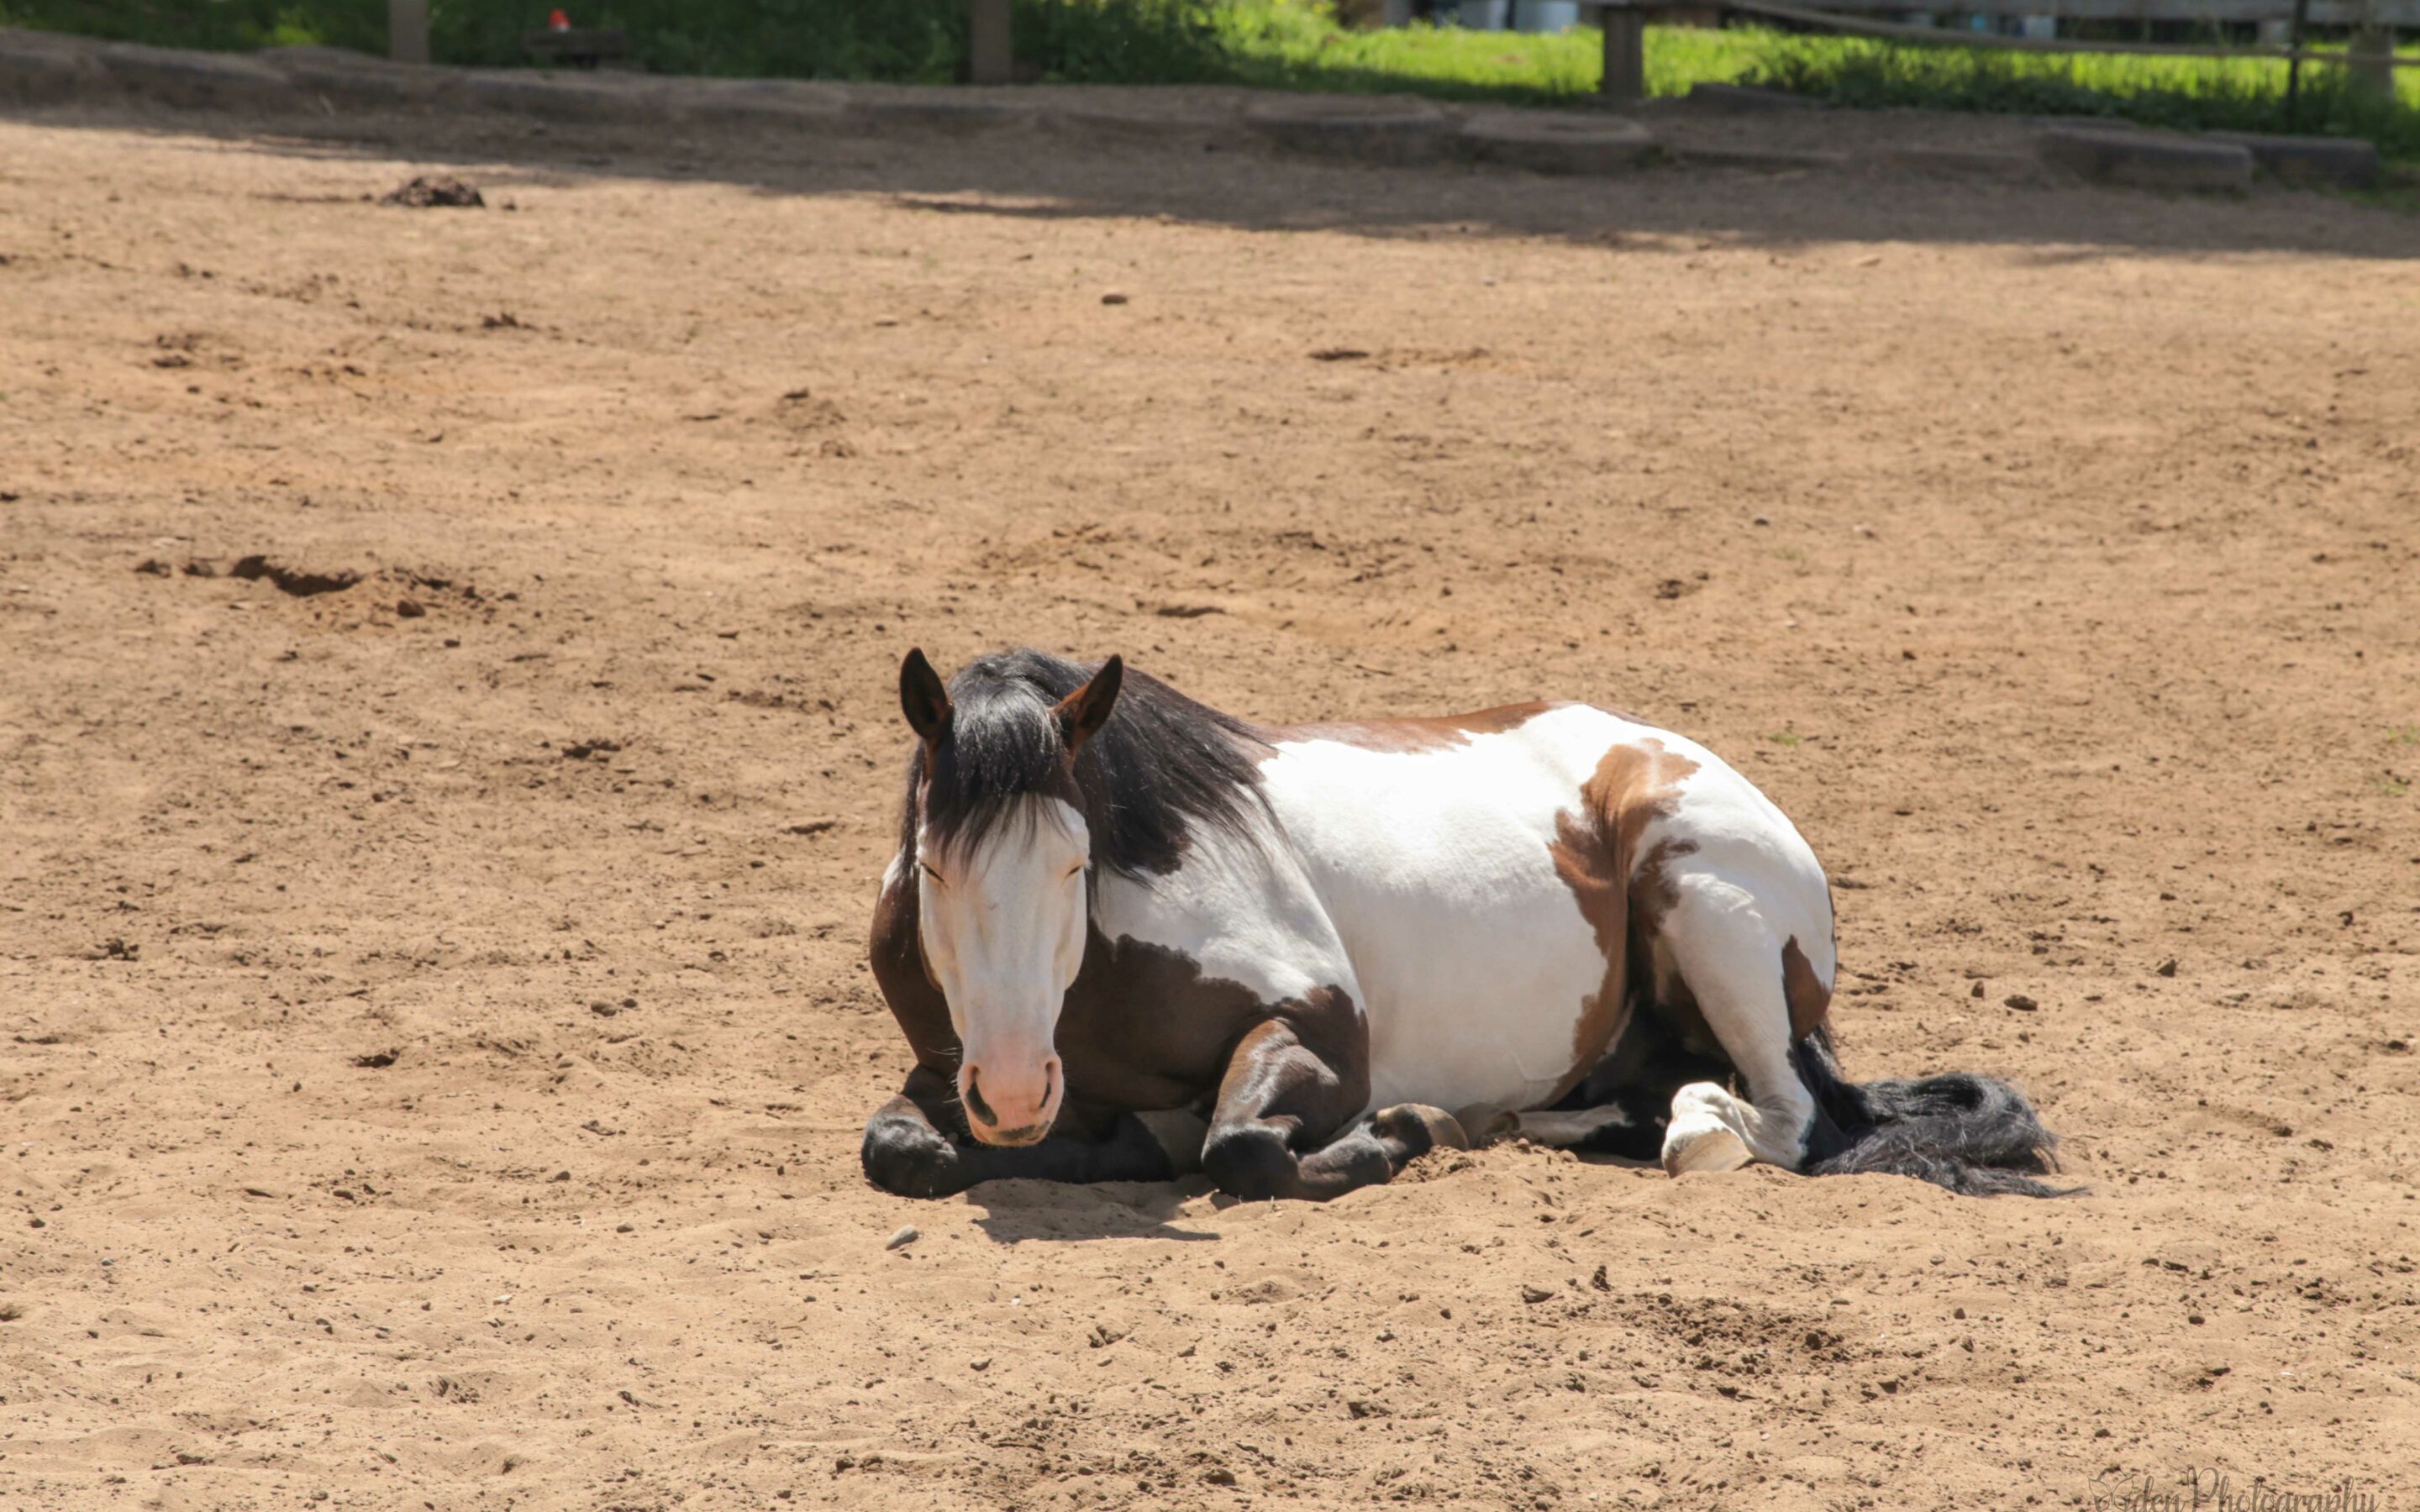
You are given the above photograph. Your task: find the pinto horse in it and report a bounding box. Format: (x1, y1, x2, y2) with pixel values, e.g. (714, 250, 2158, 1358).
(862, 648, 2060, 1202)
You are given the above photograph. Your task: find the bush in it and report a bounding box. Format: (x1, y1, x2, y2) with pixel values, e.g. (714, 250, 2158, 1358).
(0, 0, 1227, 83)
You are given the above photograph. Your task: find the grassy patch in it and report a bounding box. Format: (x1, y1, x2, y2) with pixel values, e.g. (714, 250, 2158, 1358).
(1218, 11, 2420, 158)
(1214, 6, 2420, 155)
(1212, 8, 1791, 102)
(1216, 6, 1586, 102)
(1739, 33, 2420, 160)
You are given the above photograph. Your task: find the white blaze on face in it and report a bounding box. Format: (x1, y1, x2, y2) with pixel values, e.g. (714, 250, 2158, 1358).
(917, 795, 1090, 1145)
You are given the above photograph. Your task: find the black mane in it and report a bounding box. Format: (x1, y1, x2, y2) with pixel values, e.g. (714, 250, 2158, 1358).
(902, 649, 1270, 880)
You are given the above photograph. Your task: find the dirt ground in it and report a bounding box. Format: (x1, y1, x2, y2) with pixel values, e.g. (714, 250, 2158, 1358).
(3, 97, 2417, 1512)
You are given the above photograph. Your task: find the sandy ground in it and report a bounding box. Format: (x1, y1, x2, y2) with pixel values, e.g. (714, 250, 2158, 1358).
(3, 98, 2418, 1512)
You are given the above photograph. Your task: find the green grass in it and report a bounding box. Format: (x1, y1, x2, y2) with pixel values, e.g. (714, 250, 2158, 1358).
(1212, 3, 1602, 101)
(1209, 7, 2418, 155)
(1209, 7, 1805, 102)
(1737, 31, 2420, 158)
(3, 0, 2412, 156)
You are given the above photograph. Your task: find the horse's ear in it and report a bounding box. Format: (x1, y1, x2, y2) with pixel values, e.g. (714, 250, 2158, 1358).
(899, 648, 952, 743)
(1054, 654, 1123, 756)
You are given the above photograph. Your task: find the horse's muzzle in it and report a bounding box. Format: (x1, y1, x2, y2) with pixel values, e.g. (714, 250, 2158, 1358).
(960, 1057, 1060, 1146)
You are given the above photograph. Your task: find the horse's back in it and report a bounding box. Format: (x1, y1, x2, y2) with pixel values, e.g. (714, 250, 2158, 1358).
(1258, 702, 1831, 1113)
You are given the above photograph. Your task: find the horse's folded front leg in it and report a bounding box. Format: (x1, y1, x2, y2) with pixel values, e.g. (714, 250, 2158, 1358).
(860, 1067, 1182, 1199)
(1201, 1014, 1468, 1202)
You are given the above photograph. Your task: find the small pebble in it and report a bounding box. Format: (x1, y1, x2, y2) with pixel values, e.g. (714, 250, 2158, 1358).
(970, 1357, 991, 1371)
(2004, 994, 2039, 1012)
(885, 1225, 919, 1251)
(1101, 292, 1129, 306)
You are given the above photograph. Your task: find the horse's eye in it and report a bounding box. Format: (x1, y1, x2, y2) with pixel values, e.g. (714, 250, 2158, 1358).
(1065, 862, 1086, 880)
(919, 863, 943, 884)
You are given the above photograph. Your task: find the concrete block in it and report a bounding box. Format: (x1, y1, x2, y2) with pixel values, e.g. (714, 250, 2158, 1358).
(1458, 110, 1655, 174)
(1243, 95, 1452, 165)
(2037, 128, 2253, 191)
(456, 69, 669, 123)
(1686, 82, 1822, 113)
(0, 27, 111, 105)
(2204, 130, 2379, 189)
(96, 40, 298, 111)
(844, 90, 1038, 134)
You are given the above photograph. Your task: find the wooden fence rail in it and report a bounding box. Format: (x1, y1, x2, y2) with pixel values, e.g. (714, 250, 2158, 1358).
(1579, 0, 2411, 100)
(1727, 0, 2420, 62)
(1723, 0, 2417, 22)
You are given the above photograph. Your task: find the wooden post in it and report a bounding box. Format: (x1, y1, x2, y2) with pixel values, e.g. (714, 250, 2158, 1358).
(2285, 0, 2312, 126)
(1599, 3, 1645, 105)
(2348, 18, 2395, 105)
(969, 0, 1013, 85)
(388, 0, 429, 65)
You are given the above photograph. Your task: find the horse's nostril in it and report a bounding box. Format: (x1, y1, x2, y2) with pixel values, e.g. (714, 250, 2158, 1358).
(1042, 1059, 1059, 1107)
(963, 1069, 997, 1128)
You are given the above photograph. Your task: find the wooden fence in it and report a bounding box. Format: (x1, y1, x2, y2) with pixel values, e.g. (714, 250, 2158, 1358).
(382, 0, 2413, 104)
(1581, 0, 2412, 101)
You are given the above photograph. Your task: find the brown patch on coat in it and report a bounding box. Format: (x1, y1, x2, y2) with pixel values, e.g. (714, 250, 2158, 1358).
(1266, 701, 1560, 753)
(1780, 935, 1832, 1039)
(1209, 1003, 1370, 1137)
(1544, 739, 1703, 1102)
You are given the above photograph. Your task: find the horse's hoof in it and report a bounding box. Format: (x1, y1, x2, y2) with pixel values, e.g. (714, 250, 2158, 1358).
(1133, 1108, 1208, 1175)
(1450, 1104, 1521, 1147)
(1375, 1103, 1468, 1154)
(1661, 1116, 1751, 1178)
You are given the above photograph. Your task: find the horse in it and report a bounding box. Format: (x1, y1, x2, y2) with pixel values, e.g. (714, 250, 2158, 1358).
(860, 647, 2062, 1203)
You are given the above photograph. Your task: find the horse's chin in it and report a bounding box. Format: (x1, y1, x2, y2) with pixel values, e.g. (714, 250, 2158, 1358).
(970, 1118, 1055, 1148)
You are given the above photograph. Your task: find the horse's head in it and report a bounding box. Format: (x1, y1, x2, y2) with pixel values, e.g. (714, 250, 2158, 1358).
(897, 647, 1123, 1146)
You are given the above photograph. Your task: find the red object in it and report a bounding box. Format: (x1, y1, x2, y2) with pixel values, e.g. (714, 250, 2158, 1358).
(548, 8, 571, 29)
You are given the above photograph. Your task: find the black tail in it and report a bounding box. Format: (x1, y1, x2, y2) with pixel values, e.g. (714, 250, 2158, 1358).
(1791, 1026, 2073, 1197)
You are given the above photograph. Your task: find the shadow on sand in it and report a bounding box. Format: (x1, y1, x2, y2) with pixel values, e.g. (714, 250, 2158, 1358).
(964, 1174, 1228, 1243)
(9, 90, 2413, 262)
